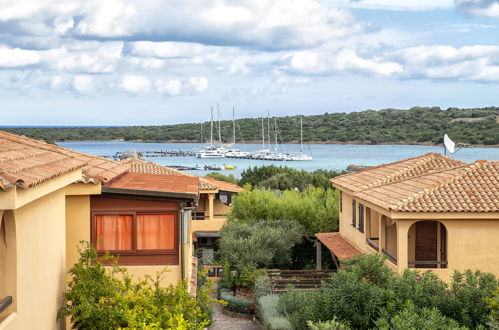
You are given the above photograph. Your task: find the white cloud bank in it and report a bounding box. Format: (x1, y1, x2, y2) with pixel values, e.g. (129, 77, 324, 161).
(456, 0, 499, 18)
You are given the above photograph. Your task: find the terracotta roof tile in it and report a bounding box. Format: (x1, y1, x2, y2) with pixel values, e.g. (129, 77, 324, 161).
(335, 153, 498, 213)
(120, 158, 242, 192)
(0, 130, 127, 190)
(331, 153, 466, 192)
(315, 232, 362, 260)
(104, 172, 199, 196)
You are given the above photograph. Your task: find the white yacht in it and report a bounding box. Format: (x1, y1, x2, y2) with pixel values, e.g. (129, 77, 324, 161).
(288, 116, 313, 161)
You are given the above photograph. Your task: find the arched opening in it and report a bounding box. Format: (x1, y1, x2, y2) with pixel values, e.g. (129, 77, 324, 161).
(408, 221, 447, 269)
(0, 211, 17, 320)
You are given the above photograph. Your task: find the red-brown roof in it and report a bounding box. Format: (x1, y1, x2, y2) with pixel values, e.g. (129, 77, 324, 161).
(0, 130, 128, 190)
(104, 172, 199, 196)
(202, 177, 244, 193)
(315, 232, 362, 260)
(331, 153, 465, 193)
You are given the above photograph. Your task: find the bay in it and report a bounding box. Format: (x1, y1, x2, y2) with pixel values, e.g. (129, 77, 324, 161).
(57, 141, 499, 177)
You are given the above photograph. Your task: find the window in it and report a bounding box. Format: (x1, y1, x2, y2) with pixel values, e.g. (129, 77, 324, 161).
(92, 212, 177, 265)
(358, 204, 364, 233)
(352, 200, 356, 227)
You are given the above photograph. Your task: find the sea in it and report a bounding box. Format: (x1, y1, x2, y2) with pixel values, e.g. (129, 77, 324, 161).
(56, 141, 499, 177)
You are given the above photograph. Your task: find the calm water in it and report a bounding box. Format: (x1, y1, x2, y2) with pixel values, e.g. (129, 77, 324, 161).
(57, 142, 499, 177)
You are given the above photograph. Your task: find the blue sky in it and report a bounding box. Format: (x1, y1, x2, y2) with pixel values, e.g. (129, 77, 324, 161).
(1, 0, 499, 125)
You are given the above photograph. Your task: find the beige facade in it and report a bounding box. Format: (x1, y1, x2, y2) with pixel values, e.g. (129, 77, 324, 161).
(337, 188, 499, 283)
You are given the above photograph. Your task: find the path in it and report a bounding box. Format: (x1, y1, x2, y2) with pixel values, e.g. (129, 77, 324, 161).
(209, 301, 259, 330)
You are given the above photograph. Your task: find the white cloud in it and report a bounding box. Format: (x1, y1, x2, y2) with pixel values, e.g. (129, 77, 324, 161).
(0, 46, 41, 67)
(348, 0, 453, 10)
(120, 75, 152, 94)
(73, 75, 94, 92)
(456, 0, 499, 18)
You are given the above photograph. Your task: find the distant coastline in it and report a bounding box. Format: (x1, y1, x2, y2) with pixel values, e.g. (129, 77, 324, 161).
(57, 139, 499, 148)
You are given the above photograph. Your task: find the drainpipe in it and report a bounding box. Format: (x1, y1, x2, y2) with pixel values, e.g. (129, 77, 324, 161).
(180, 205, 196, 280)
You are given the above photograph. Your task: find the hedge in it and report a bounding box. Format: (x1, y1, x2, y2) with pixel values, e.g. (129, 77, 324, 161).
(219, 288, 253, 314)
(257, 294, 293, 330)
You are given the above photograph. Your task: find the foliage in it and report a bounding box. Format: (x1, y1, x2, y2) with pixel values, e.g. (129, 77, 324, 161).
(219, 220, 304, 272)
(274, 253, 498, 330)
(442, 270, 499, 328)
(7, 107, 499, 145)
(375, 301, 466, 330)
(219, 288, 253, 314)
(307, 318, 351, 330)
(228, 186, 339, 235)
(206, 172, 238, 184)
(239, 165, 344, 191)
(254, 273, 273, 299)
(487, 288, 499, 329)
(257, 294, 293, 330)
(58, 241, 212, 329)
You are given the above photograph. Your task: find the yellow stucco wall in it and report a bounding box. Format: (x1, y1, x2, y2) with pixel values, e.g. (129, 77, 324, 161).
(339, 190, 499, 282)
(65, 195, 91, 275)
(0, 211, 17, 323)
(125, 266, 181, 286)
(8, 189, 67, 330)
(191, 217, 227, 233)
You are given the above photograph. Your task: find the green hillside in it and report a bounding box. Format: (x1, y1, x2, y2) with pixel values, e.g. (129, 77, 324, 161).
(3, 106, 499, 145)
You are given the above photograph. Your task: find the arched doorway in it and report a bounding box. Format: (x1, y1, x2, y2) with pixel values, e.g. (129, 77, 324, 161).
(408, 221, 447, 269)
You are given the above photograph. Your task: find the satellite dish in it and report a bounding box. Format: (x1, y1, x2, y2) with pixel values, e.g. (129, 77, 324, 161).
(444, 134, 455, 154)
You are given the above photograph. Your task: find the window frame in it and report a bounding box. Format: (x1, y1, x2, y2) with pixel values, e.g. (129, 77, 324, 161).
(358, 204, 364, 233)
(351, 199, 356, 227)
(91, 210, 179, 264)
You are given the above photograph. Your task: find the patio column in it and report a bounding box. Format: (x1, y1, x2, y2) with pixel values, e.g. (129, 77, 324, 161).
(379, 214, 386, 251)
(396, 220, 411, 272)
(208, 193, 214, 220)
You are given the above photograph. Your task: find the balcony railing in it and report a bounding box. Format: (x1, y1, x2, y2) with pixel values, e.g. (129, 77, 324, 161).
(408, 260, 448, 268)
(192, 213, 228, 220)
(367, 238, 379, 251)
(382, 249, 397, 264)
(0, 296, 12, 314)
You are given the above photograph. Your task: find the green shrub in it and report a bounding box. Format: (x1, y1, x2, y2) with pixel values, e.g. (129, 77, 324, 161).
(257, 294, 293, 330)
(487, 288, 499, 328)
(220, 220, 304, 271)
(375, 301, 466, 330)
(206, 172, 238, 184)
(307, 318, 351, 330)
(58, 241, 212, 329)
(254, 274, 273, 299)
(219, 288, 253, 314)
(228, 186, 339, 235)
(442, 270, 499, 328)
(342, 253, 394, 288)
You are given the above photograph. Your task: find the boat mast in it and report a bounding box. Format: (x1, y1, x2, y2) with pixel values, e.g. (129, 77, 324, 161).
(267, 110, 271, 150)
(232, 107, 236, 145)
(210, 106, 214, 145)
(261, 117, 265, 149)
(274, 117, 278, 152)
(217, 104, 222, 144)
(300, 116, 303, 153)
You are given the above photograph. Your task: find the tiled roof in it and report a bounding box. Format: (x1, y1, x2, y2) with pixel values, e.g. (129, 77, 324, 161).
(0, 131, 128, 190)
(332, 153, 465, 192)
(315, 232, 362, 260)
(104, 172, 199, 196)
(120, 158, 241, 192)
(202, 177, 244, 192)
(333, 153, 498, 213)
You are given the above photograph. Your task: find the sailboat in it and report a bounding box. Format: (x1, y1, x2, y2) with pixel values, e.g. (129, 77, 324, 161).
(196, 106, 226, 158)
(224, 107, 251, 158)
(289, 116, 313, 161)
(252, 112, 287, 161)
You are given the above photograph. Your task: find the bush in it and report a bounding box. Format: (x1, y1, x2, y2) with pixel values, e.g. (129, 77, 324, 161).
(220, 220, 304, 271)
(307, 318, 350, 330)
(219, 288, 253, 314)
(58, 241, 213, 329)
(206, 172, 238, 184)
(228, 186, 339, 235)
(254, 274, 273, 299)
(375, 301, 466, 330)
(257, 294, 293, 330)
(487, 288, 499, 328)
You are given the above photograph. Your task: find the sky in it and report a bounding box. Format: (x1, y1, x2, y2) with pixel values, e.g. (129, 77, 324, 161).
(1, 0, 499, 125)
